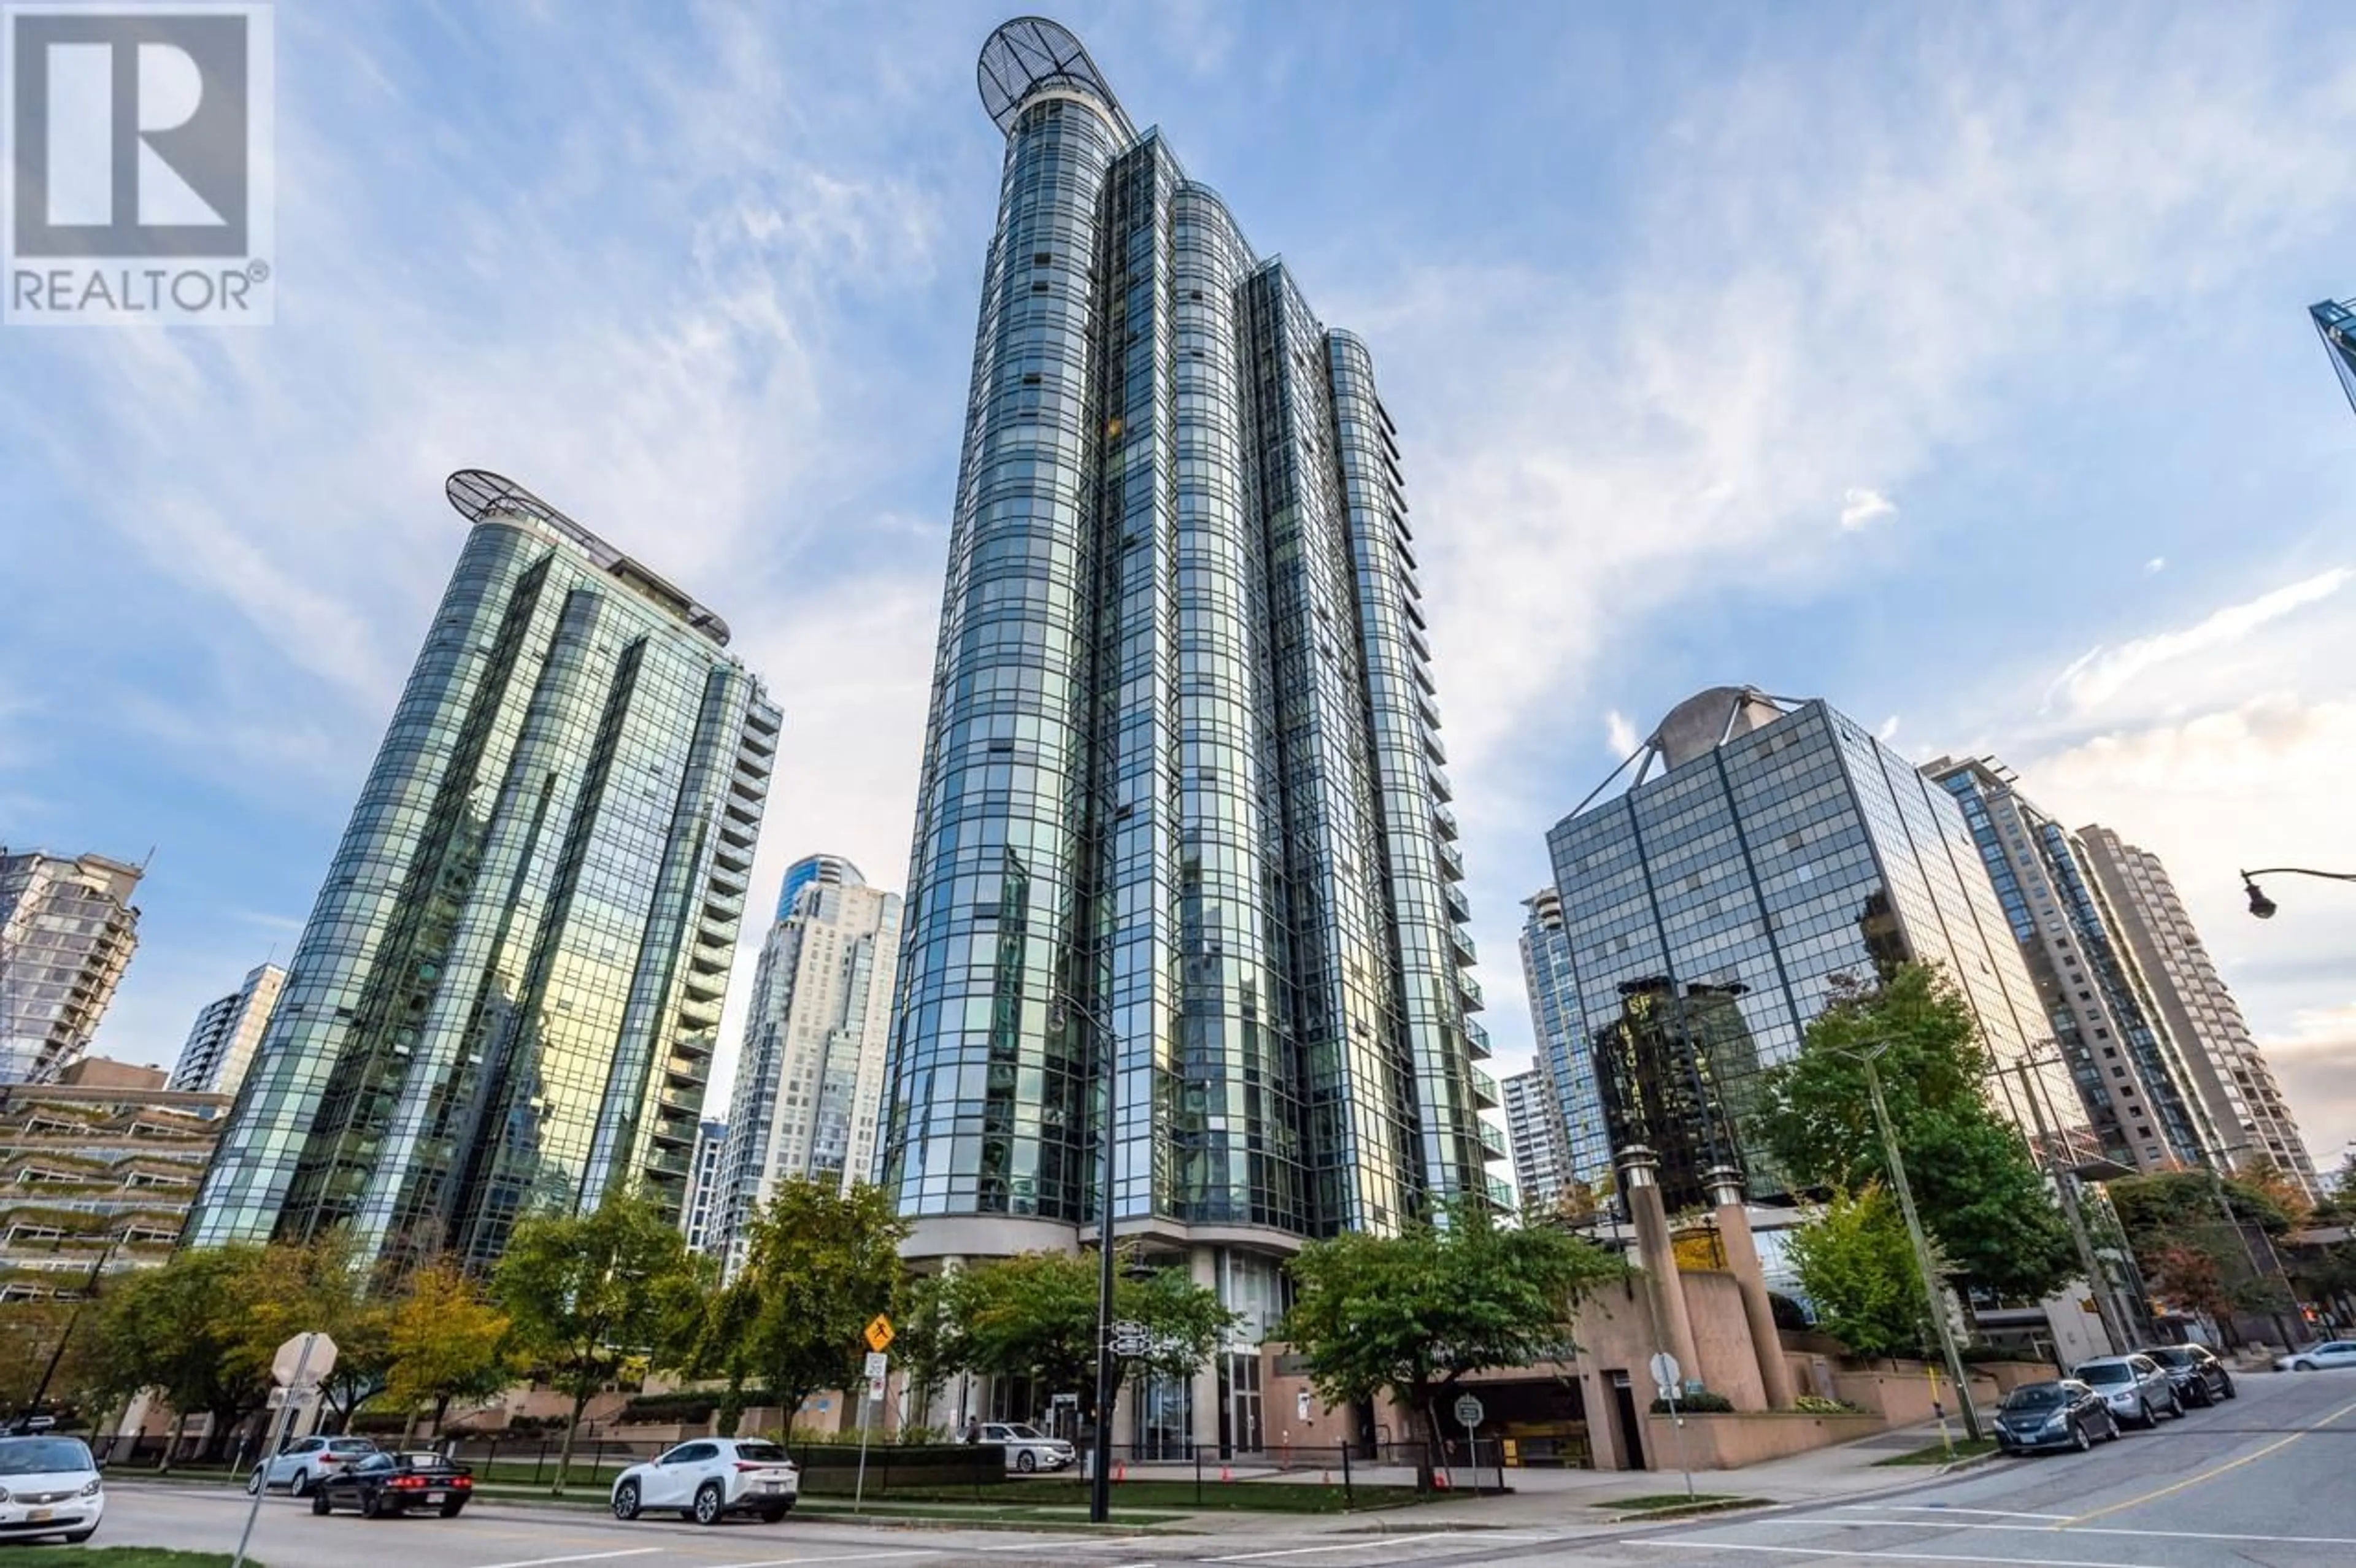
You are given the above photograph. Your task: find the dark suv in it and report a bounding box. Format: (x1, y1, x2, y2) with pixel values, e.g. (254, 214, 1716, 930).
(2138, 1343, 2235, 1407)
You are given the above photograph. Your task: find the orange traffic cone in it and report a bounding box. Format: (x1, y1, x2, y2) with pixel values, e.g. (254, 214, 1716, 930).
(1220, 1464, 1233, 1483)
(1114, 1459, 1126, 1483)
(1434, 1469, 1452, 1490)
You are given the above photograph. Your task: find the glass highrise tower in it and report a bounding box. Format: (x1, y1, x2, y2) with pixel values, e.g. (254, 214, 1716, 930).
(2312, 297, 2356, 416)
(187, 471, 779, 1270)
(1545, 688, 2088, 1205)
(713, 855, 902, 1276)
(881, 17, 1499, 1286)
(1519, 888, 1611, 1200)
(168, 961, 286, 1099)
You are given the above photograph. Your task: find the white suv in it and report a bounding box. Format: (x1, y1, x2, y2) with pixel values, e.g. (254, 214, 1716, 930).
(246, 1435, 380, 1496)
(978, 1422, 1076, 1474)
(2276, 1340, 2356, 1372)
(610, 1437, 799, 1526)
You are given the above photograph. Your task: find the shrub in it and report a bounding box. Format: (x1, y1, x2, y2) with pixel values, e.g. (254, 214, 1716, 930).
(1650, 1389, 1736, 1413)
(1793, 1394, 1865, 1415)
(617, 1389, 777, 1425)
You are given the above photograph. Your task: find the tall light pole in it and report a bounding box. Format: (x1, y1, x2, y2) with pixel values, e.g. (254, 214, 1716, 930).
(1841, 1042, 1982, 1442)
(1993, 1052, 2144, 1355)
(2239, 866, 2356, 919)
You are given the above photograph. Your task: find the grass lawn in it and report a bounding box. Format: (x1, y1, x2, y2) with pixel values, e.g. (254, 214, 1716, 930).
(877, 1477, 1430, 1513)
(1872, 1436, 2001, 1466)
(0, 1544, 263, 1553)
(1605, 1493, 1750, 1510)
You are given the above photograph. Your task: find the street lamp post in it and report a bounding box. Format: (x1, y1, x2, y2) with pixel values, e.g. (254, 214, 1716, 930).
(1993, 1053, 2144, 1354)
(2239, 866, 2356, 919)
(1841, 1042, 1983, 1442)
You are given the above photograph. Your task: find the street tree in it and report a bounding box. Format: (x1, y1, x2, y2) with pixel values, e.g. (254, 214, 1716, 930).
(86, 1245, 271, 1469)
(693, 1178, 907, 1447)
(382, 1257, 515, 1444)
(1782, 1185, 1933, 1359)
(235, 1229, 396, 1434)
(493, 1190, 707, 1491)
(1754, 964, 2076, 1302)
(1279, 1200, 1626, 1482)
(949, 1248, 1235, 1428)
(2110, 1170, 2301, 1344)
(890, 1268, 966, 1436)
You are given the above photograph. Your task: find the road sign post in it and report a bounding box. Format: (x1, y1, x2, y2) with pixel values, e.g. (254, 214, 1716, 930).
(1452, 1393, 1484, 1494)
(854, 1350, 888, 1512)
(1648, 1349, 1694, 1499)
(234, 1331, 337, 1568)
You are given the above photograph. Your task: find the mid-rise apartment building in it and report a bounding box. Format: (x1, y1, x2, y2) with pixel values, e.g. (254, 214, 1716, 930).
(0, 850, 144, 1085)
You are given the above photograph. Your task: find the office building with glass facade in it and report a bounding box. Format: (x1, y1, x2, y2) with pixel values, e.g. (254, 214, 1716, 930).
(1928, 757, 2222, 1174)
(2312, 297, 2356, 417)
(168, 962, 286, 1099)
(1544, 688, 2085, 1209)
(1520, 888, 1611, 1201)
(713, 855, 902, 1276)
(2077, 826, 2321, 1200)
(0, 850, 144, 1085)
(879, 17, 1498, 1455)
(186, 471, 780, 1271)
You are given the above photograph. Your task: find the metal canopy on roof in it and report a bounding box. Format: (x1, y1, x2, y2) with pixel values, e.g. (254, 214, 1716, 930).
(443, 468, 733, 647)
(977, 16, 1134, 140)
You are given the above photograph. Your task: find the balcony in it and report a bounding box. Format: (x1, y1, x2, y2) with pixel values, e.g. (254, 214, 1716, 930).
(1484, 1174, 1515, 1210)
(1433, 804, 1458, 841)
(1458, 973, 1485, 1013)
(1437, 838, 1465, 881)
(1449, 924, 1477, 966)
(1465, 1017, 1492, 1058)
(1470, 1064, 1499, 1110)
(1444, 881, 1471, 923)
(1426, 764, 1453, 804)
(1477, 1119, 1509, 1159)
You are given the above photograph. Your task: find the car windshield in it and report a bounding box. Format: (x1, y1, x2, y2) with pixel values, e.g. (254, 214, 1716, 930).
(2003, 1385, 2069, 1409)
(2144, 1348, 2192, 1366)
(2077, 1362, 2133, 1385)
(0, 1437, 92, 1475)
(735, 1442, 787, 1462)
(1003, 1424, 1045, 1440)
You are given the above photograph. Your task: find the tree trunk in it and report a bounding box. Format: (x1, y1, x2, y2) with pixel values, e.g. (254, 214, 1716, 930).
(1406, 1384, 1438, 1492)
(554, 1377, 591, 1496)
(399, 1405, 421, 1448)
(158, 1408, 185, 1474)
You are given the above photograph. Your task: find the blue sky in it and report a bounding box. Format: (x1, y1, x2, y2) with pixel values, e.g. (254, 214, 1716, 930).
(4, 1, 2354, 1174)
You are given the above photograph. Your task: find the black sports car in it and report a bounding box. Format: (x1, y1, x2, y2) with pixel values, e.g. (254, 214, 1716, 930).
(309, 1450, 475, 1518)
(2137, 1343, 2236, 1406)
(1992, 1379, 2120, 1455)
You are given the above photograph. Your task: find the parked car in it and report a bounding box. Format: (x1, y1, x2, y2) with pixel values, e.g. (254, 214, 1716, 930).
(247, 1434, 382, 1496)
(976, 1421, 1076, 1474)
(0, 1433, 104, 1545)
(2138, 1344, 2235, 1405)
(2274, 1339, 2356, 1373)
(610, 1437, 798, 1526)
(1992, 1379, 2120, 1455)
(308, 1451, 474, 1519)
(2071, 1354, 2181, 1428)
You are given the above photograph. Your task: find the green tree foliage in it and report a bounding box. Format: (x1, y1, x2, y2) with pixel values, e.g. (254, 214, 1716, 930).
(382, 1257, 515, 1443)
(694, 1178, 907, 1447)
(1782, 1186, 1933, 1359)
(1279, 1201, 1626, 1477)
(87, 1244, 271, 1468)
(936, 1248, 1235, 1426)
(234, 1230, 396, 1433)
(0, 1296, 94, 1416)
(493, 1190, 706, 1491)
(1754, 964, 2076, 1302)
(2109, 1169, 2301, 1340)
(889, 1268, 963, 1433)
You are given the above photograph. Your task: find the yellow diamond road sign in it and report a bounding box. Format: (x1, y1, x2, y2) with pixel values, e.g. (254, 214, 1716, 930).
(864, 1314, 895, 1353)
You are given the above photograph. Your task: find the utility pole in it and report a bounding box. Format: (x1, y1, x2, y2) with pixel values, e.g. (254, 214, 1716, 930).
(1853, 1044, 1982, 1442)
(1998, 1054, 2142, 1354)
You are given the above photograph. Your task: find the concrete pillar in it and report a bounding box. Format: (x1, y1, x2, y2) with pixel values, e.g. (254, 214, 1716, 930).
(1707, 1165, 1796, 1410)
(1191, 1245, 1223, 1456)
(1617, 1145, 1702, 1394)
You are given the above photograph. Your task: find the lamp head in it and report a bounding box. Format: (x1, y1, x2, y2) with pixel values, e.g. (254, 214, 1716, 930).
(2243, 877, 2277, 920)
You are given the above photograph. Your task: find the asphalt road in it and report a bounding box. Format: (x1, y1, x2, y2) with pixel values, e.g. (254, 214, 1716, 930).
(75, 1370, 2356, 1568)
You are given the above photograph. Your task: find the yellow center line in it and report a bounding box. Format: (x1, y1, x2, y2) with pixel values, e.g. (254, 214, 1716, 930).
(2061, 1395, 2356, 1527)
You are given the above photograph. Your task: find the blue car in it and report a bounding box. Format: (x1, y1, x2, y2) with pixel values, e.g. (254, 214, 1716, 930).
(1993, 1379, 2120, 1455)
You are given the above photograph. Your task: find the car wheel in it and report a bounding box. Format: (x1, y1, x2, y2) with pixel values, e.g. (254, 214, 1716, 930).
(245, 1468, 264, 1496)
(2294, 1360, 2316, 1372)
(361, 1489, 385, 1518)
(2163, 1390, 2182, 1419)
(2221, 1377, 2237, 1399)
(2136, 1397, 2155, 1428)
(2071, 1421, 2091, 1453)
(2191, 1382, 2213, 1407)
(290, 1468, 312, 1497)
(758, 1505, 787, 1523)
(310, 1490, 333, 1516)
(1017, 1449, 1037, 1473)
(612, 1480, 641, 1521)
(2104, 1412, 2122, 1441)
(439, 1500, 466, 1518)
(693, 1480, 726, 1526)
(63, 1528, 96, 1543)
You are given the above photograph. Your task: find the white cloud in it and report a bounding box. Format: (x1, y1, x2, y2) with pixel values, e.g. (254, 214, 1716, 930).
(2146, 556, 2168, 574)
(2254, 1005, 2356, 1180)
(2042, 568, 2351, 715)
(1839, 486, 1898, 531)
(1605, 709, 1641, 758)
(1878, 714, 1901, 742)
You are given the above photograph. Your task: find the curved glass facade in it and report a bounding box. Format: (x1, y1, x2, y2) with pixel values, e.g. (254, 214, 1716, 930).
(187, 478, 777, 1270)
(882, 27, 1499, 1259)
